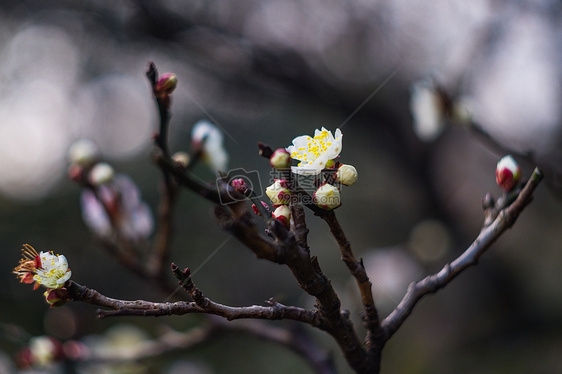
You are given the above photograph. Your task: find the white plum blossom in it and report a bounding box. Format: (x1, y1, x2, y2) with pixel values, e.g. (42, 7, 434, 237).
(191, 120, 228, 172)
(81, 174, 154, 241)
(409, 80, 446, 142)
(287, 127, 342, 175)
(33, 251, 72, 290)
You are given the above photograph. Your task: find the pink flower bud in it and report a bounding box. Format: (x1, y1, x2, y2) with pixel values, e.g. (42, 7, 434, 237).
(16, 347, 33, 368)
(270, 148, 291, 169)
(496, 155, 521, 191)
(230, 178, 248, 194)
(63, 340, 89, 361)
(155, 73, 177, 95)
(252, 201, 270, 216)
(265, 180, 291, 206)
(272, 205, 291, 228)
(44, 288, 71, 308)
(67, 164, 84, 183)
(313, 183, 341, 210)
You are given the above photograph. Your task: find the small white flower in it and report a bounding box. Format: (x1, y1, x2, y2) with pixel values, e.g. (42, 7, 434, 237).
(410, 80, 446, 142)
(286, 127, 342, 175)
(191, 120, 228, 172)
(33, 252, 72, 289)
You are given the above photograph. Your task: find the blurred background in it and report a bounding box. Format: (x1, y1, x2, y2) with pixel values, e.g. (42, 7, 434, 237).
(2, 0, 562, 373)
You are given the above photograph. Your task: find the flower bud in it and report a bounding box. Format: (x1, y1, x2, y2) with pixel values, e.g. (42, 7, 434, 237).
(230, 178, 248, 194)
(325, 159, 336, 169)
(155, 73, 177, 95)
(172, 152, 190, 168)
(67, 164, 84, 183)
(16, 347, 33, 368)
(270, 148, 291, 169)
(496, 155, 521, 191)
(313, 183, 341, 210)
(336, 164, 358, 186)
(89, 162, 115, 186)
(272, 205, 291, 228)
(44, 288, 70, 308)
(265, 180, 291, 205)
(67, 139, 100, 167)
(252, 201, 270, 216)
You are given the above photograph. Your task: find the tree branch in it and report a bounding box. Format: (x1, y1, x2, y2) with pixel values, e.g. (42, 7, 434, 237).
(147, 177, 178, 278)
(322, 211, 382, 351)
(381, 167, 543, 340)
(66, 280, 320, 323)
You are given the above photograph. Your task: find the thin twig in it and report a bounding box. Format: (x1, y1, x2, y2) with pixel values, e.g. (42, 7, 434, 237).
(322, 211, 382, 350)
(148, 178, 178, 278)
(381, 168, 543, 340)
(66, 280, 319, 323)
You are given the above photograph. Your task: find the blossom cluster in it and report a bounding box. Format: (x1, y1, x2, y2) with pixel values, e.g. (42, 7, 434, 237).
(258, 127, 358, 227)
(67, 139, 154, 241)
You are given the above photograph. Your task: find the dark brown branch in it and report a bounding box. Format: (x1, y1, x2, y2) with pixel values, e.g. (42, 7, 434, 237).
(266, 213, 371, 372)
(290, 202, 310, 252)
(381, 167, 543, 340)
(213, 204, 283, 263)
(146, 62, 171, 157)
(66, 280, 320, 323)
(153, 148, 223, 204)
(211, 187, 370, 370)
(322, 211, 382, 351)
(148, 177, 178, 278)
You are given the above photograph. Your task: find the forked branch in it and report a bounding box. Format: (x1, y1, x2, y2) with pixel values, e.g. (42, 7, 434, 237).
(380, 168, 543, 340)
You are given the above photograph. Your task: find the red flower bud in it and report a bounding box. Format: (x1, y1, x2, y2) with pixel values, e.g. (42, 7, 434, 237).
(230, 178, 248, 194)
(155, 73, 178, 95)
(496, 155, 521, 192)
(44, 288, 71, 308)
(272, 205, 291, 228)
